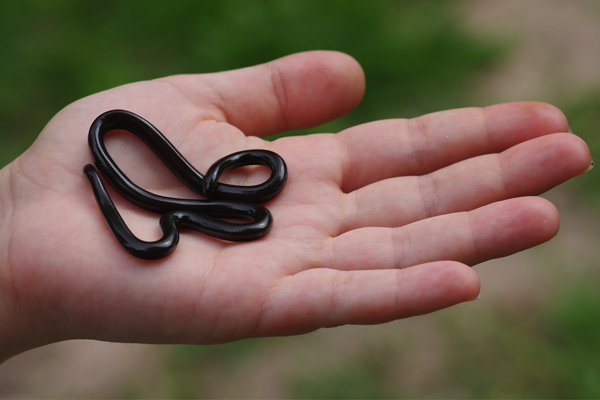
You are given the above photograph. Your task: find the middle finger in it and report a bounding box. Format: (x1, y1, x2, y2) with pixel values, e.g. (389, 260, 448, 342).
(338, 132, 588, 233)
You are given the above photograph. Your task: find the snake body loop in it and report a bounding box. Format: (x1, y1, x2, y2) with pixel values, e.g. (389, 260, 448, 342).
(84, 110, 287, 260)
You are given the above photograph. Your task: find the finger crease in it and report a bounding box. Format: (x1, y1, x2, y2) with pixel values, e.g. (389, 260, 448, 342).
(252, 275, 286, 337)
(496, 153, 510, 196)
(328, 272, 349, 325)
(466, 211, 483, 264)
(326, 236, 339, 270)
(481, 106, 497, 150)
(391, 228, 408, 269)
(418, 173, 439, 219)
(268, 64, 290, 132)
(407, 117, 428, 172)
(394, 270, 405, 314)
(340, 191, 359, 234)
(336, 134, 355, 192)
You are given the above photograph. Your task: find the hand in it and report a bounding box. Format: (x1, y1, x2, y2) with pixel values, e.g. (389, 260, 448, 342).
(0, 51, 590, 361)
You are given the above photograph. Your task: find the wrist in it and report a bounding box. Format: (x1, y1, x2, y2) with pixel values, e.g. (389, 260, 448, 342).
(0, 163, 44, 362)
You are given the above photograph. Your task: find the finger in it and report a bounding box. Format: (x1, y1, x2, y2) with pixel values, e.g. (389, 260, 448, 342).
(165, 50, 365, 137)
(341, 132, 590, 230)
(337, 101, 569, 192)
(255, 262, 479, 335)
(327, 196, 558, 271)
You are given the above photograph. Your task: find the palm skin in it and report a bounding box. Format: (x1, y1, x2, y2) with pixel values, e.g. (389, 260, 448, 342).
(0, 51, 591, 361)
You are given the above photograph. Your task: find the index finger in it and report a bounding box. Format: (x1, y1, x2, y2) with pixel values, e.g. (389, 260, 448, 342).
(337, 102, 569, 192)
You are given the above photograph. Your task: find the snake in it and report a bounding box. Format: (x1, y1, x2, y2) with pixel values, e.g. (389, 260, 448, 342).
(83, 110, 287, 260)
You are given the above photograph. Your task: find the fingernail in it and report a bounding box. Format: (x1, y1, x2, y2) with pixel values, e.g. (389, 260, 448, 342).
(586, 157, 594, 172)
(572, 127, 595, 172)
(469, 291, 481, 301)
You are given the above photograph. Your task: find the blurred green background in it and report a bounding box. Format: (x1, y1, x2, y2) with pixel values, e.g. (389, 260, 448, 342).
(0, 0, 502, 166)
(1, 0, 599, 398)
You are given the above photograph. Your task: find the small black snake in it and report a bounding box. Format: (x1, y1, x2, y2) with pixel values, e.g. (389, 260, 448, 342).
(84, 110, 287, 260)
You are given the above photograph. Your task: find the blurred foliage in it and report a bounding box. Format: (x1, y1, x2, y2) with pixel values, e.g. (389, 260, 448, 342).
(287, 343, 399, 399)
(562, 91, 600, 202)
(437, 286, 600, 399)
(163, 340, 261, 398)
(152, 285, 600, 398)
(0, 0, 502, 166)
(284, 286, 600, 399)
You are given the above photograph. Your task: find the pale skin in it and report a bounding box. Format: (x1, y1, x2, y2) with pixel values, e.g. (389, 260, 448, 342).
(0, 51, 592, 362)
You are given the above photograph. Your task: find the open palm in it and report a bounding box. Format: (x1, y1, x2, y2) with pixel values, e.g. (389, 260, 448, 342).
(0, 51, 590, 360)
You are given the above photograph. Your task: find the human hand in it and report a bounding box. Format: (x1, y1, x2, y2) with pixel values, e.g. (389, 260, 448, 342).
(0, 51, 591, 361)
